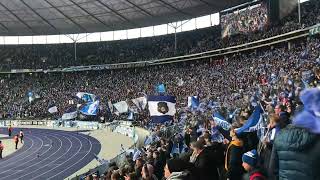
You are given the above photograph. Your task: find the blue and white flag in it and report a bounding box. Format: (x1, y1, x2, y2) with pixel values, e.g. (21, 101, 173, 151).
(127, 111, 134, 120)
(171, 143, 181, 155)
(177, 78, 184, 86)
(211, 127, 225, 143)
(212, 112, 231, 131)
(76, 92, 96, 103)
(48, 103, 58, 114)
(113, 101, 128, 114)
(235, 105, 264, 135)
(62, 107, 77, 120)
(107, 100, 113, 113)
(148, 95, 176, 123)
(156, 84, 166, 93)
(228, 108, 240, 120)
(132, 149, 142, 161)
(131, 97, 147, 111)
(27, 91, 40, 103)
(187, 96, 200, 109)
(80, 100, 99, 116)
(144, 133, 160, 146)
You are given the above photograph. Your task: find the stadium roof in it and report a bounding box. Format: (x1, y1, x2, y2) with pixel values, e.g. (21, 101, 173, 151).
(0, 0, 251, 36)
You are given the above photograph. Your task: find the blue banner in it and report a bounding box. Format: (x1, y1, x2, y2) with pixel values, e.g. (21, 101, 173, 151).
(80, 100, 99, 116)
(212, 112, 231, 131)
(235, 105, 264, 135)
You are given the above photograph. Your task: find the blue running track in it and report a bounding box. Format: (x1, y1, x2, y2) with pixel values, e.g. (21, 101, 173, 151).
(0, 128, 101, 180)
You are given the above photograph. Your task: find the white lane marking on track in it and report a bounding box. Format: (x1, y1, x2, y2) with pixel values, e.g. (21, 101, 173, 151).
(10, 134, 64, 179)
(47, 134, 94, 180)
(29, 132, 82, 180)
(0, 135, 42, 168)
(0, 134, 60, 179)
(0, 134, 50, 177)
(0, 136, 34, 165)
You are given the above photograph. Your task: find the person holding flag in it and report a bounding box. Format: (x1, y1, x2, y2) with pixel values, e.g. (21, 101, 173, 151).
(225, 124, 245, 180)
(235, 105, 264, 152)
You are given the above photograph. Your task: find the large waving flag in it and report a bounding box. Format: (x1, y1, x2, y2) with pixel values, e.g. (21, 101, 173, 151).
(148, 95, 176, 123)
(235, 105, 264, 135)
(131, 97, 147, 111)
(80, 100, 100, 116)
(113, 101, 129, 114)
(62, 107, 77, 120)
(212, 112, 231, 131)
(76, 92, 96, 103)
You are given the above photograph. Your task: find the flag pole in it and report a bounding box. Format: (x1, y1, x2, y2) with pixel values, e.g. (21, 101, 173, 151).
(298, 0, 301, 25)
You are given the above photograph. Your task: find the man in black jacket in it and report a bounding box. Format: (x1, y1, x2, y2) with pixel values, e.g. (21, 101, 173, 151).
(191, 140, 220, 180)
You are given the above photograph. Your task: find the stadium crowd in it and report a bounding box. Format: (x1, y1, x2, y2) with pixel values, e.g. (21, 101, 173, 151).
(0, 0, 319, 70)
(0, 34, 319, 120)
(0, 34, 319, 179)
(0, 1, 319, 180)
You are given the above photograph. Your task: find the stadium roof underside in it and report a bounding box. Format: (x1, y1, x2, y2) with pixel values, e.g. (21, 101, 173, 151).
(0, 0, 252, 36)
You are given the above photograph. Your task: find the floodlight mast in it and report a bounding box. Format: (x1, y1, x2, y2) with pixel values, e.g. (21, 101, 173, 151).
(74, 41, 77, 62)
(65, 33, 92, 62)
(168, 20, 191, 54)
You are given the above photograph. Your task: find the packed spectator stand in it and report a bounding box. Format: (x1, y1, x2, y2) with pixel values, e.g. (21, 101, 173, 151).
(0, 0, 319, 70)
(0, 0, 320, 180)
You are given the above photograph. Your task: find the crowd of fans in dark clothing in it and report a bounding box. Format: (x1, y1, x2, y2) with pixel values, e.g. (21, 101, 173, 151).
(1, 34, 319, 120)
(0, 1, 319, 180)
(221, 2, 268, 37)
(0, 34, 319, 180)
(0, 0, 319, 70)
(78, 37, 320, 180)
(82, 78, 320, 180)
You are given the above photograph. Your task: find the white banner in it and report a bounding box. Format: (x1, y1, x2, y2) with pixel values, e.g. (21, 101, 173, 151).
(113, 101, 129, 113)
